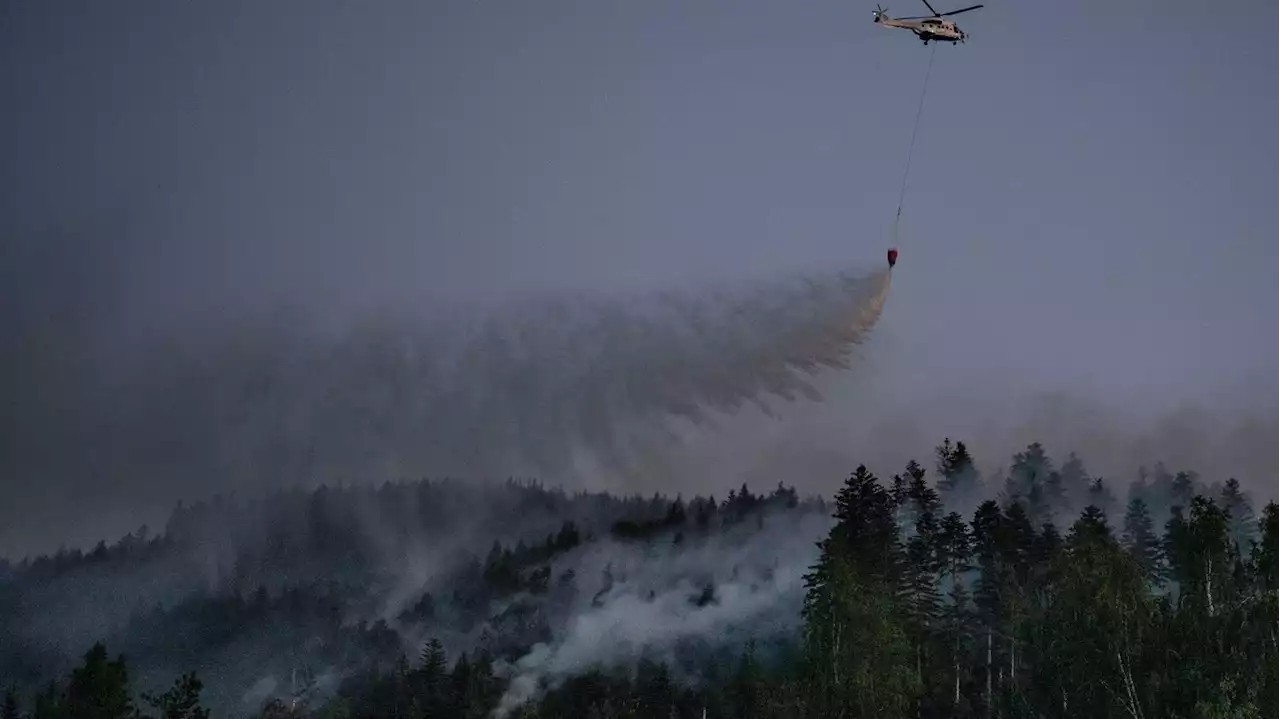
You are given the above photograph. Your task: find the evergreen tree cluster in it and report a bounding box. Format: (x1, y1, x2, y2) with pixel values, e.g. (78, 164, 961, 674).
(800, 446, 1275, 719)
(1, 440, 1274, 718)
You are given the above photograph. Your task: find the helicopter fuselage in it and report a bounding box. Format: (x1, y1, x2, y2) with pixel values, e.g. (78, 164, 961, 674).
(875, 15, 967, 43)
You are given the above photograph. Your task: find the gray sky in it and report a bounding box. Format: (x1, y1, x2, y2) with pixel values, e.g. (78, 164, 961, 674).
(1, 0, 1275, 555)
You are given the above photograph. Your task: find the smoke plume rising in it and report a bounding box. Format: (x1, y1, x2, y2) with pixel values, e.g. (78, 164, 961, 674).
(488, 507, 832, 717)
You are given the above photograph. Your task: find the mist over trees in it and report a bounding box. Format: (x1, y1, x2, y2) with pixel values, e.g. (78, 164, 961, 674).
(2, 439, 1273, 718)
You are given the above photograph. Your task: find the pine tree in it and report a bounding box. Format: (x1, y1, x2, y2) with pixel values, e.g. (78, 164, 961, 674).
(1004, 443, 1054, 510)
(904, 508, 942, 696)
(1058, 452, 1090, 517)
(905, 461, 941, 525)
(969, 500, 1007, 717)
(1142, 461, 1177, 520)
(998, 501, 1037, 707)
(63, 643, 134, 719)
(1162, 504, 1187, 588)
(419, 636, 449, 709)
(1068, 505, 1112, 548)
(663, 498, 687, 527)
(447, 652, 471, 716)
(696, 496, 718, 530)
(1029, 522, 1062, 590)
(1251, 502, 1278, 594)
(1025, 480, 1052, 531)
(935, 439, 980, 506)
(1218, 478, 1256, 551)
(1042, 469, 1067, 523)
(891, 470, 913, 539)
(1001, 502, 1037, 583)
(1170, 471, 1198, 509)
(830, 465, 905, 581)
(1121, 496, 1163, 585)
(936, 512, 974, 587)
(801, 466, 917, 718)
(934, 510, 974, 711)
(1164, 496, 1236, 617)
(1043, 506, 1154, 718)
(421, 638, 447, 674)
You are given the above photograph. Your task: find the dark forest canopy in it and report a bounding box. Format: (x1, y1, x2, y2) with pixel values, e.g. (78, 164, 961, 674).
(1, 438, 1275, 719)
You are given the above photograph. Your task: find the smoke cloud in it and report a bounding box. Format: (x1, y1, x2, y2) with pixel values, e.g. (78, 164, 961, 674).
(489, 508, 832, 717)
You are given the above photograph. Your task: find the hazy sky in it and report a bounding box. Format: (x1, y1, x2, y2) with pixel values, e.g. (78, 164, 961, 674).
(1, 0, 1275, 554)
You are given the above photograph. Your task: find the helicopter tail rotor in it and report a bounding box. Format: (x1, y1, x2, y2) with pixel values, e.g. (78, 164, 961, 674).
(874, 4, 888, 22)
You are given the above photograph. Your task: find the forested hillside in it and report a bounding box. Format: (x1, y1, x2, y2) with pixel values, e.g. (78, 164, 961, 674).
(1, 439, 1274, 718)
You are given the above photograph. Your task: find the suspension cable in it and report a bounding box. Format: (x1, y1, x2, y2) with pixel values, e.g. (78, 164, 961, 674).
(891, 43, 937, 244)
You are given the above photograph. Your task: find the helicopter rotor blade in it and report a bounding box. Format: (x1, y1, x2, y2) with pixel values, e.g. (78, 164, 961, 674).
(919, 0, 940, 16)
(940, 4, 984, 16)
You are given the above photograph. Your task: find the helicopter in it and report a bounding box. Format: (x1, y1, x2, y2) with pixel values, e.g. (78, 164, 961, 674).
(873, 1, 984, 45)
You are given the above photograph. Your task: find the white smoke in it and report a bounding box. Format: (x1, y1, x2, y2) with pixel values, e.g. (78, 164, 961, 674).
(0, 262, 894, 714)
(490, 508, 833, 717)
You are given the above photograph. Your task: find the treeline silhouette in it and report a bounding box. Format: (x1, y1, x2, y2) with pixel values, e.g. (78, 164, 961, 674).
(1, 438, 1274, 718)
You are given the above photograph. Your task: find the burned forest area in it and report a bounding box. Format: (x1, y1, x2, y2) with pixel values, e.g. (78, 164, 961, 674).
(0, 439, 1275, 719)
